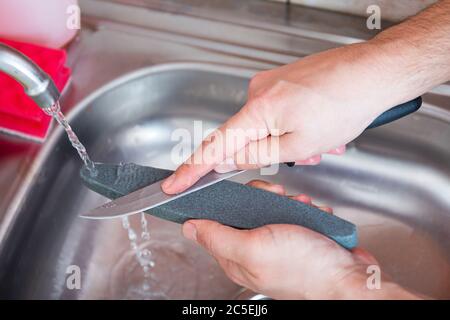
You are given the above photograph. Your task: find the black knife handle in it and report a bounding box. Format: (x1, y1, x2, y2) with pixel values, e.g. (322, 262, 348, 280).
(285, 97, 422, 167)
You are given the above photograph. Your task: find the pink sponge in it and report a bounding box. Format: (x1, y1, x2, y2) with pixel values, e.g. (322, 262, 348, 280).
(0, 38, 71, 142)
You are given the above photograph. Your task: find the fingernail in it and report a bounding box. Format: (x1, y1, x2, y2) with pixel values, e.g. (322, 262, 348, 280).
(214, 163, 238, 173)
(319, 206, 333, 214)
(337, 145, 346, 154)
(328, 145, 346, 155)
(183, 222, 197, 241)
(308, 155, 321, 165)
(162, 173, 176, 191)
(294, 194, 312, 204)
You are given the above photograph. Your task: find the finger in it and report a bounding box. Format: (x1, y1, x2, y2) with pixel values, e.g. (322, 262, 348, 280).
(318, 206, 333, 214)
(215, 134, 317, 172)
(294, 155, 322, 165)
(351, 247, 379, 265)
(326, 145, 346, 155)
(288, 145, 344, 167)
(182, 220, 251, 263)
(289, 194, 312, 205)
(246, 180, 286, 196)
(290, 194, 333, 214)
(162, 108, 268, 194)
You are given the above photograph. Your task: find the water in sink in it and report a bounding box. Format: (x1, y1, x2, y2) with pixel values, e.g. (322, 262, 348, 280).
(120, 214, 163, 299)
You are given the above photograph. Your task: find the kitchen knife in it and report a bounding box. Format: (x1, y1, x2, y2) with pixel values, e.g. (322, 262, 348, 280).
(82, 169, 244, 219)
(82, 96, 422, 219)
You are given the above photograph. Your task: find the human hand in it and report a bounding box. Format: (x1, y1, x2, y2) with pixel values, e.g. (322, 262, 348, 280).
(162, 42, 410, 194)
(181, 180, 420, 299)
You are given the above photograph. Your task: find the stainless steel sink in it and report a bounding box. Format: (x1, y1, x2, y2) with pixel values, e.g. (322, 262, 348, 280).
(0, 63, 449, 299)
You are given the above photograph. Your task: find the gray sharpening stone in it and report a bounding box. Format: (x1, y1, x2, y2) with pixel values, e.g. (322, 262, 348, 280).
(80, 162, 358, 249)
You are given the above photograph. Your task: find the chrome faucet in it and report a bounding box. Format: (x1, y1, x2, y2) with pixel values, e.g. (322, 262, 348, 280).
(0, 43, 60, 109)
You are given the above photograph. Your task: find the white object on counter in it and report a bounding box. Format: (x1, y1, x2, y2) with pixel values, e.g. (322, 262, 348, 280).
(0, 0, 79, 48)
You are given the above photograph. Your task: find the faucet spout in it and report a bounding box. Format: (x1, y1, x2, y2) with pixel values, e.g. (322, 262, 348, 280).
(0, 43, 60, 109)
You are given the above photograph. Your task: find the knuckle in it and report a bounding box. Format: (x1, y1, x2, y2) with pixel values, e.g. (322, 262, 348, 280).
(250, 94, 272, 111)
(196, 225, 217, 252)
(200, 232, 216, 256)
(244, 144, 259, 166)
(248, 72, 265, 89)
(177, 165, 200, 186)
(197, 223, 229, 258)
(255, 225, 278, 244)
(264, 80, 289, 100)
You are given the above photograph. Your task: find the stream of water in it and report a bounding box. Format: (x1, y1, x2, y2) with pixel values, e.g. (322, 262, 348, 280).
(43, 102, 97, 175)
(44, 102, 155, 295)
(121, 213, 155, 292)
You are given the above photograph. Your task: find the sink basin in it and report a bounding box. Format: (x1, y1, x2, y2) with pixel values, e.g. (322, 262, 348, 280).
(0, 63, 449, 299)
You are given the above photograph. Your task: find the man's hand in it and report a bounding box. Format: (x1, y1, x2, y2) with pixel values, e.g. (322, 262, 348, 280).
(181, 180, 420, 299)
(162, 43, 385, 193)
(161, 0, 450, 194)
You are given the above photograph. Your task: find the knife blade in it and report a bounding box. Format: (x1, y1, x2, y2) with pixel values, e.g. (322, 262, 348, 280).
(81, 169, 244, 219)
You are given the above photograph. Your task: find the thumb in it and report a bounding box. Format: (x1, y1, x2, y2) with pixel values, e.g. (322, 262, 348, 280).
(182, 220, 251, 263)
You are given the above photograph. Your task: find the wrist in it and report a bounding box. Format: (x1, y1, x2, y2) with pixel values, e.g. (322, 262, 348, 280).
(368, 13, 450, 102)
(327, 41, 411, 116)
(362, 38, 423, 110)
(330, 264, 421, 300)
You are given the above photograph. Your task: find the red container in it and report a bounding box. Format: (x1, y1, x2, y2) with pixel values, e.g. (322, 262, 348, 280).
(0, 38, 71, 142)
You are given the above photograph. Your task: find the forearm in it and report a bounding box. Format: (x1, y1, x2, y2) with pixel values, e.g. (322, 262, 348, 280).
(331, 4, 450, 298)
(367, 0, 450, 109)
